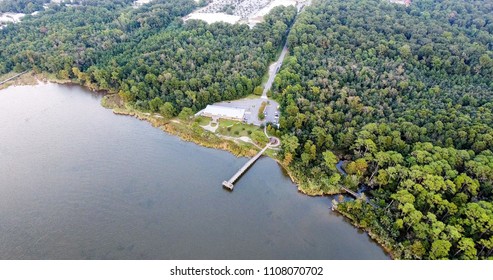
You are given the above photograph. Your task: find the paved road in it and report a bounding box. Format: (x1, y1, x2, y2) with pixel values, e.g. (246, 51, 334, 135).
(212, 41, 287, 127)
(206, 4, 307, 128)
(259, 0, 310, 98)
(262, 43, 289, 98)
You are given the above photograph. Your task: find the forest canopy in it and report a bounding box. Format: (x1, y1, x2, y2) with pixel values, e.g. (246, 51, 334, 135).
(1, 0, 492, 259)
(273, 0, 493, 259)
(0, 0, 51, 13)
(0, 0, 296, 112)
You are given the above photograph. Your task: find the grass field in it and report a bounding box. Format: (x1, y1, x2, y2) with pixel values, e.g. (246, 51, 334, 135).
(195, 116, 212, 126)
(217, 121, 260, 137)
(218, 119, 237, 128)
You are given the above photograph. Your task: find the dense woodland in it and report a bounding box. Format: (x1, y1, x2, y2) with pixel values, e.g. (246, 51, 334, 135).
(1, 0, 492, 259)
(273, 0, 493, 259)
(0, 0, 51, 13)
(0, 0, 296, 114)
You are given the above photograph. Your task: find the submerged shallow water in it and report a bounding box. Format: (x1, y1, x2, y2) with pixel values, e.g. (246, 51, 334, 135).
(0, 83, 388, 259)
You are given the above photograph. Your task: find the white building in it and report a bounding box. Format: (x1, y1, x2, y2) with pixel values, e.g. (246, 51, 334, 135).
(201, 105, 245, 121)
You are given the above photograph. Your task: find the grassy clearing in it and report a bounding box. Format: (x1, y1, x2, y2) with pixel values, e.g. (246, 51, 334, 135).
(163, 119, 258, 158)
(218, 119, 237, 128)
(264, 149, 278, 158)
(101, 94, 124, 109)
(195, 116, 211, 126)
(102, 94, 258, 158)
(217, 122, 260, 137)
(0, 71, 76, 90)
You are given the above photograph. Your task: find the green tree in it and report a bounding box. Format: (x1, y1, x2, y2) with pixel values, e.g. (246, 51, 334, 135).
(178, 107, 194, 121)
(322, 151, 338, 172)
(149, 97, 164, 112)
(456, 238, 478, 260)
(253, 86, 263, 96)
(251, 130, 267, 145)
(159, 102, 176, 119)
(429, 240, 452, 259)
(281, 134, 299, 155)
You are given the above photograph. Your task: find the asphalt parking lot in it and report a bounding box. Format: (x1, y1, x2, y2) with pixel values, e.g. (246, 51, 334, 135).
(214, 98, 280, 127)
(262, 100, 280, 126)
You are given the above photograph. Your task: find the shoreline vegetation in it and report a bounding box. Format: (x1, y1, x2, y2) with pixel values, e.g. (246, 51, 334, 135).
(332, 205, 396, 259)
(101, 92, 260, 158)
(2, 0, 491, 261)
(0, 0, 403, 259)
(3, 72, 394, 259)
(102, 91, 395, 260)
(0, 71, 40, 89)
(101, 92, 343, 196)
(271, 0, 493, 260)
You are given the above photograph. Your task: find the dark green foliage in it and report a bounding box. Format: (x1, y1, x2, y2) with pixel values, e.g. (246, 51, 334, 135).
(3, 0, 492, 260)
(0, 0, 50, 13)
(0, 1, 297, 113)
(274, 0, 493, 259)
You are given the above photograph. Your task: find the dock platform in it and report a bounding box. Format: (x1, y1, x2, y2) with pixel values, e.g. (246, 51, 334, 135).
(222, 144, 270, 190)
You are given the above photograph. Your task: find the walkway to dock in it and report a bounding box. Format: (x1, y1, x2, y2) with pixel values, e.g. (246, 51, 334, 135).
(222, 143, 271, 190)
(0, 71, 28, 86)
(337, 161, 378, 207)
(341, 187, 359, 198)
(341, 186, 378, 208)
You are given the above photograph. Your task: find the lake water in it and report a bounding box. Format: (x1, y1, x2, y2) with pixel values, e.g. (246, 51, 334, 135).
(0, 83, 388, 259)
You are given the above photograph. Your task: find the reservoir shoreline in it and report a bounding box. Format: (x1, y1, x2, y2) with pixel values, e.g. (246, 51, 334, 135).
(0, 72, 393, 259)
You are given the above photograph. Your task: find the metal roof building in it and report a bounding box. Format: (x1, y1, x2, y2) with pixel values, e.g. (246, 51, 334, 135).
(201, 105, 245, 121)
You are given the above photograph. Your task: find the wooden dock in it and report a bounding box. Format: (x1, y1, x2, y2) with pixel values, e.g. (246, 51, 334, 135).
(341, 187, 359, 198)
(222, 144, 270, 190)
(341, 187, 378, 208)
(0, 71, 29, 86)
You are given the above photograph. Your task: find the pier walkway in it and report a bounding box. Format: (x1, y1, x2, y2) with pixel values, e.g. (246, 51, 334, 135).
(0, 71, 28, 86)
(222, 143, 271, 190)
(341, 187, 359, 198)
(341, 186, 378, 208)
(337, 161, 378, 207)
